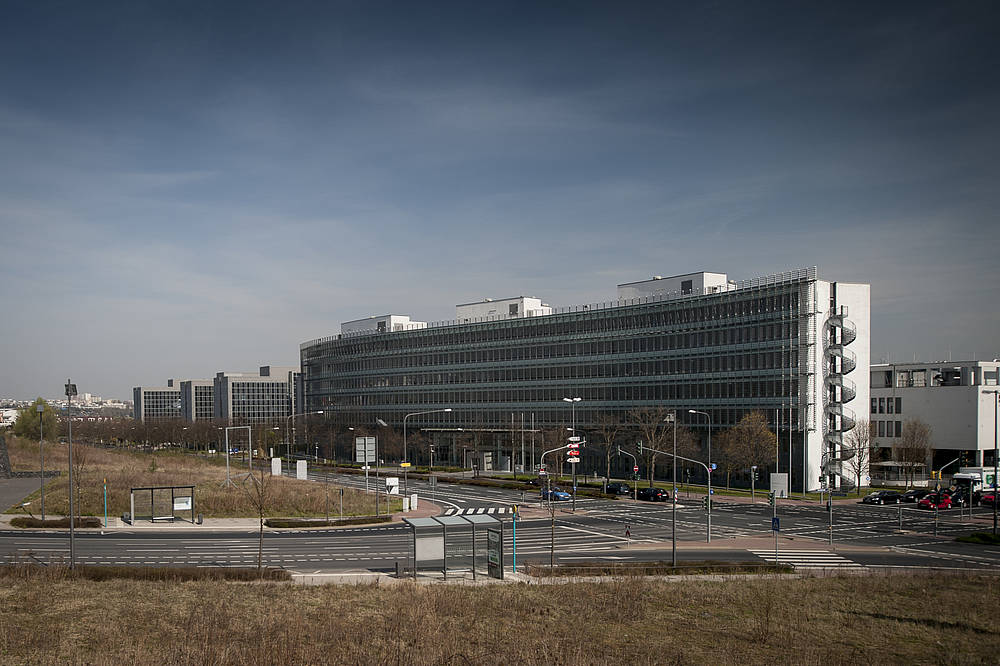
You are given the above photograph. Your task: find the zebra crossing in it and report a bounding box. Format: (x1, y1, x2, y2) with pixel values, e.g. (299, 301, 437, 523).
(443, 507, 511, 516)
(749, 549, 865, 569)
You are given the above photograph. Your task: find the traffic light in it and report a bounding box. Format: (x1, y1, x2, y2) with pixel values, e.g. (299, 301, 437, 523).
(768, 491, 775, 507)
(702, 496, 710, 510)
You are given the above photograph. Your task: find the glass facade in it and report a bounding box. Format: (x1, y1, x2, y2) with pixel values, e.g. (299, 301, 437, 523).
(303, 277, 813, 432)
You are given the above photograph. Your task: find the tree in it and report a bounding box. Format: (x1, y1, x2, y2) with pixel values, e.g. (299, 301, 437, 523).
(12, 399, 60, 441)
(895, 419, 932, 490)
(242, 465, 272, 577)
(718, 412, 777, 487)
(629, 407, 671, 487)
(595, 412, 625, 484)
(843, 419, 875, 495)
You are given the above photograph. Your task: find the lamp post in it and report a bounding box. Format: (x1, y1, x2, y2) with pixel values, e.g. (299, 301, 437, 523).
(221, 425, 251, 487)
(37, 404, 45, 521)
(65, 380, 77, 569)
(665, 410, 678, 567)
(562, 397, 582, 511)
(403, 408, 452, 495)
(285, 410, 324, 470)
(985, 390, 999, 536)
(689, 409, 712, 542)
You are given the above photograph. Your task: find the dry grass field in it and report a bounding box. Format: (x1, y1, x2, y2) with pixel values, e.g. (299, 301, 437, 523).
(4, 436, 400, 518)
(0, 568, 996, 664)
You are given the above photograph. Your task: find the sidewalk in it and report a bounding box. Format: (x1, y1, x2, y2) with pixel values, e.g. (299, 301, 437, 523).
(0, 498, 444, 533)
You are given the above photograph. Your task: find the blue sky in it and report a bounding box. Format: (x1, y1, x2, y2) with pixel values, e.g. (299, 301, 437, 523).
(1, 1, 998, 400)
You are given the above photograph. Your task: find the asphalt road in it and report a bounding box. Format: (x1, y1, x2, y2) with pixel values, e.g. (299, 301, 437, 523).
(3, 469, 999, 574)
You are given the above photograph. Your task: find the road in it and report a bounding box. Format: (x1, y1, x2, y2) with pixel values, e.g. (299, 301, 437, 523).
(3, 468, 999, 573)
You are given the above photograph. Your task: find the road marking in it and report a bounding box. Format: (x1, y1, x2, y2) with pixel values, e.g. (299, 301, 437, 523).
(749, 549, 864, 568)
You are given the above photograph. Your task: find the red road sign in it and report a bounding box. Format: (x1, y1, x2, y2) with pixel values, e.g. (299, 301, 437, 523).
(633, 465, 639, 473)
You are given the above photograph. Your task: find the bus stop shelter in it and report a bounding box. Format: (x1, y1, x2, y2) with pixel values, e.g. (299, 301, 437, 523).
(403, 514, 504, 580)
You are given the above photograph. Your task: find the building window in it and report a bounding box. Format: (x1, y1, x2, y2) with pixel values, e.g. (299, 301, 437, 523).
(681, 280, 693, 294)
(887, 398, 894, 414)
(509, 304, 519, 316)
(878, 398, 885, 413)
(895, 421, 902, 437)
(878, 421, 885, 437)
(895, 397, 902, 414)
(871, 398, 877, 414)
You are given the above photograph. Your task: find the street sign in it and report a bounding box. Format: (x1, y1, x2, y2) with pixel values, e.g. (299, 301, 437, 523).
(355, 436, 375, 463)
(710, 463, 717, 471)
(400, 462, 411, 468)
(568, 436, 582, 442)
(566, 456, 581, 463)
(772, 517, 780, 532)
(633, 465, 639, 473)
(386, 477, 400, 495)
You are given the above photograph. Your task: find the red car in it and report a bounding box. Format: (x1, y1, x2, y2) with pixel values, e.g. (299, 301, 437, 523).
(981, 492, 998, 507)
(918, 493, 952, 510)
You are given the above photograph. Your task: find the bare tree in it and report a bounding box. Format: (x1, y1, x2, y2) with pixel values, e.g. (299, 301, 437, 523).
(72, 444, 90, 512)
(595, 412, 625, 483)
(895, 419, 932, 490)
(242, 466, 272, 577)
(629, 407, 671, 487)
(843, 419, 875, 495)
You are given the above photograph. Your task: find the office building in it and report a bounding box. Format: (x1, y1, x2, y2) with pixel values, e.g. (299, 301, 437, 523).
(870, 360, 1000, 472)
(301, 267, 870, 492)
(213, 366, 298, 425)
(133, 380, 181, 422)
(180, 380, 214, 422)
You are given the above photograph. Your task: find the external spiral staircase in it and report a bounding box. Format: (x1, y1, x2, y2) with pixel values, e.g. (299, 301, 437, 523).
(822, 306, 859, 491)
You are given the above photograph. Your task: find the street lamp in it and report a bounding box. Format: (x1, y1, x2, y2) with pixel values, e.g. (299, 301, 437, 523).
(689, 409, 712, 542)
(403, 408, 452, 495)
(985, 389, 999, 536)
(665, 410, 677, 567)
(285, 410, 324, 463)
(65, 380, 77, 569)
(37, 404, 45, 520)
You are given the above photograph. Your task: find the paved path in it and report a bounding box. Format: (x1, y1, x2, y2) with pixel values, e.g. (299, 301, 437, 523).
(0, 477, 42, 513)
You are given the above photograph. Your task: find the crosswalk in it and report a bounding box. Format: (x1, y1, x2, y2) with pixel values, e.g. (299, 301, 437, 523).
(443, 507, 511, 516)
(749, 549, 864, 569)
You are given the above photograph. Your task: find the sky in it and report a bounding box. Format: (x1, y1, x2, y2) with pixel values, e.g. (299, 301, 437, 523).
(1, 1, 998, 400)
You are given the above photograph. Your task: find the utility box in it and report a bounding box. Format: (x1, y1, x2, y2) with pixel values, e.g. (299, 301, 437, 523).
(271, 458, 282, 476)
(296, 460, 307, 480)
(411, 493, 418, 509)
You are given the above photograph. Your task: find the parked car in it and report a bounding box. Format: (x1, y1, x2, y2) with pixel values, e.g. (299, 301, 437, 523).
(918, 493, 952, 510)
(980, 491, 998, 507)
(861, 490, 903, 505)
(606, 482, 631, 495)
(540, 486, 571, 501)
(901, 488, 931, 503)
(637, 487, 669, 502)
(944, 488, 981, 507)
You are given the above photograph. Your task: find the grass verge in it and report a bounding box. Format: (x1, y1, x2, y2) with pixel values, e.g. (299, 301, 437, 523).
(4, 436, 398, 518)
(0, 571, 996, 663)
(526, 560, 795, 577)
(956, 531, 1000, 545)
(264, 516, 392, 529)
(0, 564, 290, 582)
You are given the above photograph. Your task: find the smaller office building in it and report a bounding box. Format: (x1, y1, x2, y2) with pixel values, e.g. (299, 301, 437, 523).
(133, 381, 181, 422)
(871, 360, 1000, 472)
(213, 366, 298, 425)
(180, 380, 214, 421)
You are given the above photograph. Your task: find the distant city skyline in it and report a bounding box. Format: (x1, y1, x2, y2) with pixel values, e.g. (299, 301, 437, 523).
(2, 2, 998, 400)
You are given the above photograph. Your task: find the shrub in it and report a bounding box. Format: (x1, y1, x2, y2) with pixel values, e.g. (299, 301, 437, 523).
(10, 516, 102, 528)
